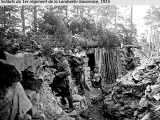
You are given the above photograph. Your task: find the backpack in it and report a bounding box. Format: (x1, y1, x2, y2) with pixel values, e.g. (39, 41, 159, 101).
(66, 56, 84, 72)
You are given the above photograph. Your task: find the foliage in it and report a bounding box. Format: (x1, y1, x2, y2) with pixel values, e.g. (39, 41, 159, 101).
(0, 5, 139, 54)
(94, 26, 121, 47)
(67, 16, 96, 36)
(0, 28, 21, 55)
(144, 6, 160, 26)
(38, 13, 70, 44)
(116, 23, 137, 45)
(0, 6, 21, 30)
(68, 16, 121, 48)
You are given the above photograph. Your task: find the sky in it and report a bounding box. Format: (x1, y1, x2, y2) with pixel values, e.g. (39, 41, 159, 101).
(117, 5, 151, 37)
(132, 5, 150, 36)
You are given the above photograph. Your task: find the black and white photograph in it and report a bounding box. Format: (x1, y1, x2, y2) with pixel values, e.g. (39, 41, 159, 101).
(0, 4, 160, 120)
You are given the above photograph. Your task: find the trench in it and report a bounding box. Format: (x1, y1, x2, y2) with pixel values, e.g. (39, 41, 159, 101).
(78, 87, 106, 120)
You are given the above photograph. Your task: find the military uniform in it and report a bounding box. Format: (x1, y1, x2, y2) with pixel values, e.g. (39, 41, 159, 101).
(73, 46, 86, 95)
(47, 51, 74, 113)
(50, 57, 71, 97)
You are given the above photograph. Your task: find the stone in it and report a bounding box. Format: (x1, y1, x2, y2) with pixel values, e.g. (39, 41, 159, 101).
(24, 114, 32, 120)
(0, 59, 22, 88)
(153, 57, 160, 63)
(72, 87, 79, 95)
(38, 102, 43, 110)
(5, 51, 25, 71)
(9, 82, 32, 120)
(33, 112, 45, 120)
(139, 97, 149, 108)
(25, 90, 37, 104)
(151, 85, 160, 95)
(57, 113, 75, 120)
(38, 82, 64, 120)
(31, 105, 38, 116)
(21, 69, 43, 92)
(153, 93, 160, 100)
(0, 84, 16, 120)
(72, 95, 82, 102)
(146, 85, 152, 92)
(140, 113, 151, 120)
(36, 93, 40, 102)
(15, 82, 33, 118)
(67, 110, 78, 117)
(156, 75, 160, 83)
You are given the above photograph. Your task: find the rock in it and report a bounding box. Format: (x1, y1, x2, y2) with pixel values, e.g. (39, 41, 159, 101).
(21, 68, 43, 92)
(24, 114, 32, 120)
(0, 84, 16, 120)
(5, 51, 25, 71)
(8, 82, 32, 120)
(33, 111, 45, 120)
(134, 110, 139, 117)
(153, 57, 160, 63)
(72, 95, 82, 102)
(31, 105, 38, 116)
(146, 85, 152, 92)
(57, 112, 75, 120)
(38, 82, 65, 120)
(140, 113, 152, 120)
(14, 82, 33, 119)
(151, 84, 160, 95)
(72, 86, 79, 95)
(0, 59, 22, 88)
(25, 90, 38, 104)
(156, 75, 160, 83)
(139, 97, 149, 108)
(153, 93, 160, 100)
(36, 93, 40, 102)
(38, 102, 43, 110)
(67, 110, 78, 117)
(129, 100, 139, 109)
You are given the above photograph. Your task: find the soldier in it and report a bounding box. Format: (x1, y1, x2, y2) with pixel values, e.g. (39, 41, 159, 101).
(91, 66, 102, 88)
(72, 46, 85, 95)
(44, 50, 74, 113)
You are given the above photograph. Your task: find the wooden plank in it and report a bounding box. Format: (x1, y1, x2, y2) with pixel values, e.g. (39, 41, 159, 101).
(108, 48, 112, 84)
(105, 50, 110, 84)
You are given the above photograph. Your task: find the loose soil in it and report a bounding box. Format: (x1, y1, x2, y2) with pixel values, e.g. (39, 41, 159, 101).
(80, 87, 107, 120)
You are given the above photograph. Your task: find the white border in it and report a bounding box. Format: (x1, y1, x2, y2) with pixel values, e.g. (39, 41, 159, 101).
(0, 0, 159, 5)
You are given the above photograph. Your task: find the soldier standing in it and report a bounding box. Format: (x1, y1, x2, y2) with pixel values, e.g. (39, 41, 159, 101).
(44, 50, 74, 113)
(73, 46, 85, 95)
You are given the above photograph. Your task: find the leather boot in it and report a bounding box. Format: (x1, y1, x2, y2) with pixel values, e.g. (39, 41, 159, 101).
(65, 96, 74, 113)
(61, 96, 69, 109)
(79, 82, 85, 95)
(61, 96, 67, 105)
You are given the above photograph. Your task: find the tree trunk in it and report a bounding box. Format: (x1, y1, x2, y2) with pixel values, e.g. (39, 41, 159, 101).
(4, 6, 6, 31)
(80, 6, 83, 17)
(33, 5, 37, 31)
(21, 5, 25, 34)
(130, 5, 133, 39)
(66, 6, 68, 17)
(76, 6, 79, 15)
